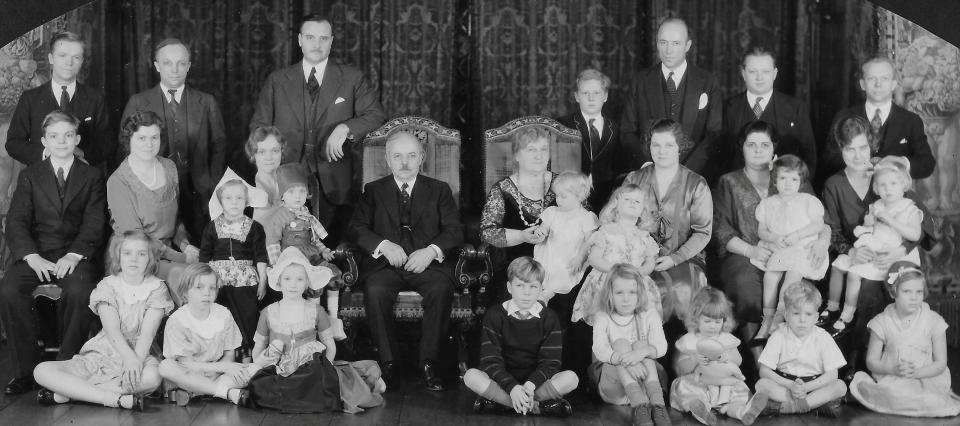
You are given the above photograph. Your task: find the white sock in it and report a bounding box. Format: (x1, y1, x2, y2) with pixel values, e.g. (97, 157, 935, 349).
(826, 300, 840, 311)
(214, 382, 232, 400)
(53, 392, 70, 403)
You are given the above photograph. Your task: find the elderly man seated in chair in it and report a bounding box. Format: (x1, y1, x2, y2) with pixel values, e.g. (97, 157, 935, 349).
(348, 130, 463, 391)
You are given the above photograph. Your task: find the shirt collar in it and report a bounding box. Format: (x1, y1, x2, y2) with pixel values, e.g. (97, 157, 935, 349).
(746, 90, 773, 108)
(580, 112, 604, 127)
(661, 61, 687, 85)
(49, 155, 76, 175)
(51, 80, 77, 102)
(865, 100, 893, 123)
(302, 59, 329, 81)
(160, 83, 185, 103)
(394, 175, 417, 192)
(503, 300, 542, 319)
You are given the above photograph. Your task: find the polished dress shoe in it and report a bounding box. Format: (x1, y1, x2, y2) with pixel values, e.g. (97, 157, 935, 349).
(830, 319, 851, 340)
(37, 388, 57, 406)
(473, 397, 499, 414)
(538, 398, 573, 417)
(5, 376, 36, 395)
(421, 361, 445, 392)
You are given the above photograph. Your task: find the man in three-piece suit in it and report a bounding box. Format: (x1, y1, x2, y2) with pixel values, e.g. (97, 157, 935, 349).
(556, 69, 626, 212)
(0, 111, 106, 395)
(820, 57, 935, 186)
(6, 32, 113, 170)
(722, 47, 817, 176)
(120, 38, 227, 243)
(251, 14, 387, 244)
(349, 131, 463, 392)
(620, 18, 722, 180)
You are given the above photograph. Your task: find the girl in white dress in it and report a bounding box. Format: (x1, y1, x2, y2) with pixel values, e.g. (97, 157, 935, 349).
(159, 263, 252, 406)
(753, 155, 828, 340)
(33, 231, 174, 410)
(533, 171, 598, 302)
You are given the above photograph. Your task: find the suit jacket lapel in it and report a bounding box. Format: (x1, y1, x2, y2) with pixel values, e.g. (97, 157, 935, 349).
(645, 68, 665, 122)
(380, 179, 401, 230)
(596, 116, 616, 157)
(409, 178, 427, 228)
(313, 61, 342, 125)
(39, 159, 63, 212)
(571, 114, 592, 161)
(681, 68, 703, 130)
(282, 63, 307, 128)
(61, 160, 85, 210)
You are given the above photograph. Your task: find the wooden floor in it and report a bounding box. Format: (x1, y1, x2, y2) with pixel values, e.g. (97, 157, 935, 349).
(2, 346, 959, 426)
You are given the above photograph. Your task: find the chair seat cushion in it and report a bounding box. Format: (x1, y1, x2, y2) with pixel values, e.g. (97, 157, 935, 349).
(339, 289, 474, 322)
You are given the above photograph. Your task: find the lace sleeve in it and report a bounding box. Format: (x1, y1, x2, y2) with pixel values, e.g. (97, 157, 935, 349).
(480, 184, 509, 247)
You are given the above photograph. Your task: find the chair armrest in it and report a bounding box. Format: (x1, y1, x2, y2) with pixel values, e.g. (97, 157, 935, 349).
(331, 243, 359, 291)
(457, 243, 491, 302)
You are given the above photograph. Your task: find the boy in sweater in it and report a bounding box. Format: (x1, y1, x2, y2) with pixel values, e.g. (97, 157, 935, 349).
(463, 257, 578, 417)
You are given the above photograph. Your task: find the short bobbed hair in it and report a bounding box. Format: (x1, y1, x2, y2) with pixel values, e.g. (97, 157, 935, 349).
(832, 115, 878, 151)
(771, 154, 810, 183)
(106, 230, 161, 277)
(246, 126, 287, 162)
(737, 120, 779, 152)
(885, 261, 926, 299)
(176, 263, 222, 307)
(647, 119, 693, 153)
(592, 263, 649, 318)
(872, 155, 912, 192)
(551, 171, 592, 202)
(119, 110, 164, 156)
(684, 287, 736, 333)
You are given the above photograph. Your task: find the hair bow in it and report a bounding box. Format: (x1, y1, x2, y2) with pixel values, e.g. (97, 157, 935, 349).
(886, 265, 923, 285)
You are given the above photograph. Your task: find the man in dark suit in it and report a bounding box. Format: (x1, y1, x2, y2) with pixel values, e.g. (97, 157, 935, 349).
(722, 47, 817, 176)
(349, 131, 463, 392)
(6, 32, 113, 169)
(120, 38, 226, 244)
(557, 69, 625, 211)
(620, 18, 722, 180)
(251, 14, 387, 244)
(0, 111, 106, 395)
(820, 57, 936, 186)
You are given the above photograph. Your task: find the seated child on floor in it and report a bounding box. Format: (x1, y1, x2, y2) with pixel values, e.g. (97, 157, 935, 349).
(159, 263, 251, 407)
(755, 281, 847, 418)
(464, 256, 578, 417)
(33, 231, 174, 410)
(590, 263, 671, 426)
(671, 287, 768, 425)
(849, 262, 960, 418)
(247, 247, 383, 414)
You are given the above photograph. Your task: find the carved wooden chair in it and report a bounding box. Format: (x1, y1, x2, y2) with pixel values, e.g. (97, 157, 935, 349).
(335, 116, 488, 374)
(477, 116, 582, 311)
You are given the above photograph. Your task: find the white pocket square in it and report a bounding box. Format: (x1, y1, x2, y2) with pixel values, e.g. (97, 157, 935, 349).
(335, 97, 346, 104)
(789, 122, 795, 127)
(698, 93, 708, 110)
(899, 138, 907, 144)
(84, 117, 92, 122)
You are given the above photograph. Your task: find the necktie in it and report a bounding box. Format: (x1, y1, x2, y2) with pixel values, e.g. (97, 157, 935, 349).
(59, 85, 69, 111)
(400, 182, 410, 206)
(666, 72, 678, 118)
(168, 89, 179, 113)
(516, 311, 532, 320)
(306, 67, 320, 98)
(56, 167, 66, 198)
(587, 118, 600, 159)
(753, 97, 764, 119)
(871, 108, 883, 132)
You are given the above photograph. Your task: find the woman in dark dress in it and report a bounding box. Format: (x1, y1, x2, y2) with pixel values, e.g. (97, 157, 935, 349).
(713, 121, 829, 353)
(480, 126, 557, 304)
(821, 116, 934, 374)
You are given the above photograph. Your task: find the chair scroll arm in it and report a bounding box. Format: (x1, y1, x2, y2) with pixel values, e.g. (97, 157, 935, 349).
(331, 243, 360, 291)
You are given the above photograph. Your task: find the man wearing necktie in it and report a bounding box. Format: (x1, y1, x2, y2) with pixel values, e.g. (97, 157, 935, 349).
(620, 18, 722, 180)
(6, 32, 113, 169)
(721, 47, 816, 178)
(349, 131, 462, 392)
(820, 57, 935, 187)
(120, 38, 227, 245)
(557, 69, 626, 212)
(251, 14, 387, 245)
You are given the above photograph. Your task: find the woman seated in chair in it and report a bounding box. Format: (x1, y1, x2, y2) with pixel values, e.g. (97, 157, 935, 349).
(107, 111, 196, 305)
(480, 126, 557, 306)
(712, 121, 829, 362)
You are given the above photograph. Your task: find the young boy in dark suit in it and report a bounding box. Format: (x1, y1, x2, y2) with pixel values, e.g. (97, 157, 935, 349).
(0, 110, 107, 395)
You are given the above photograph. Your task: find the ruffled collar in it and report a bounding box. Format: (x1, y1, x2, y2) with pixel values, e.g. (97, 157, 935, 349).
(175, 303, 231, 339)
(110, 275, 164, 305)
